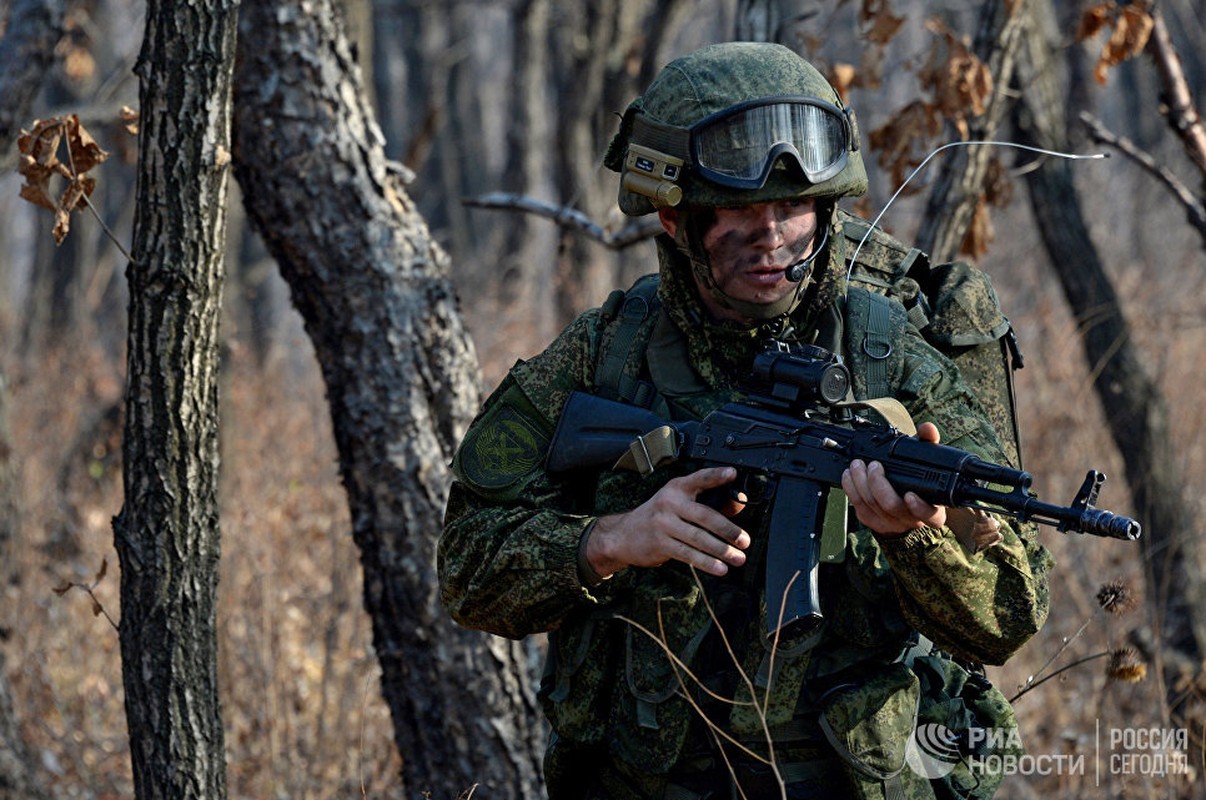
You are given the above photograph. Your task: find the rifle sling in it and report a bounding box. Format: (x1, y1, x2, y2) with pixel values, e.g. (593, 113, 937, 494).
(614, 425, 680, 476)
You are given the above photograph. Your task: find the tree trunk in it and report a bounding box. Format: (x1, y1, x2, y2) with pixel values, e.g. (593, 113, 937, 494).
(111, 0, 237, 797)
(1016, 0, 1205, 672)
(231, 0, 546, 795)
(913, 0, 1026, 264)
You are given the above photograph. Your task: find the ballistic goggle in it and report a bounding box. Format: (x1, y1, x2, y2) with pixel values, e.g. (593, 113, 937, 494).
(627, 96, 856, 199)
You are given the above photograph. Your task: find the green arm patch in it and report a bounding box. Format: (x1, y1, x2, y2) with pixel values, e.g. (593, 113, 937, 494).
(453, 382, 552, 501)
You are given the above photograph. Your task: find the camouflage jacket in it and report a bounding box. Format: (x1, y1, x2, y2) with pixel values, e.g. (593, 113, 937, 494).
(439, 214, 1053, 797)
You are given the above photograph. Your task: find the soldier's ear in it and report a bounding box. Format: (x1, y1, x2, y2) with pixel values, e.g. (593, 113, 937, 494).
(657, 207, 679, 237)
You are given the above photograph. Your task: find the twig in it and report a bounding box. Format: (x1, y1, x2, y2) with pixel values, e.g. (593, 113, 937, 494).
(1010, 651, 1110, 702)
(1079, 110, 1206, 243)
(1146, 7, 1206, 179)
(51, 558, 119, 631)
(463, 192, 664, 249)
(81, 192, 137, 265)
(1012, 613, 1098, 701)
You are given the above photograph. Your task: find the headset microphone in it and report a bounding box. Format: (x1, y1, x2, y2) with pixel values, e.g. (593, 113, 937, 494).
(786, 225, 829, 283)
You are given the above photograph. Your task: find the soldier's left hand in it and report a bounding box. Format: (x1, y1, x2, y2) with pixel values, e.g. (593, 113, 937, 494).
(842, 421, 948, 536)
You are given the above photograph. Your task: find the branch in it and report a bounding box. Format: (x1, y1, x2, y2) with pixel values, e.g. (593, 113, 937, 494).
(1079, 110, 1206, 243)
(1146, 7, 1206, 181)
(463, 192, 663, 249)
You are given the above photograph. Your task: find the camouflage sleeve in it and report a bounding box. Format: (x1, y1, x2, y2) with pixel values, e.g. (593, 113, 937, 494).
(438, 311, 623, 639)
(873, 325, 1054, 666)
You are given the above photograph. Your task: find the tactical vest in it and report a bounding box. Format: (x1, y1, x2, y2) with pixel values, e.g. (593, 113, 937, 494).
(592, 211, 1024, 466)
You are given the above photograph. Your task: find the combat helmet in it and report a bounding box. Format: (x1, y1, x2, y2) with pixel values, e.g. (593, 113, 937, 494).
(604, 41, 867, 215)
(604, 42, 868, 320)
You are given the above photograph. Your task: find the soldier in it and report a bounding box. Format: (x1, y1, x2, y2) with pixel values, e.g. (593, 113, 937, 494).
(439, 42, 1052, 799)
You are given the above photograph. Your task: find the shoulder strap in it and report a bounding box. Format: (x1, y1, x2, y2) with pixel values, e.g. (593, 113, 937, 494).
(845, 287, 896, 400)
(593, 273, 662, 408)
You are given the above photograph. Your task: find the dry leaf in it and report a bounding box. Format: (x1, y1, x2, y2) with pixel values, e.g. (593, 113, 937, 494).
(921, 19, 993, 127)
(829, 63, 857, 102)
(961, 198, 995, 259)
(1076, 2, 1114, 41)
(1078, 2, 1154, 85)
(860, 0, 905, 46)
(16, 115, 109, 245)
(868, 100, 943, 189)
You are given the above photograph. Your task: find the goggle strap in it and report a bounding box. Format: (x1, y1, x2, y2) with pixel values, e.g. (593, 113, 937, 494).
(630, 116, 692, 163)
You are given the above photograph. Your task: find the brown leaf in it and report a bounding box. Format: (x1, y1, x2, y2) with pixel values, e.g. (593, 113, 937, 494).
(1084, 3, 1154, 85)
(52, 580, 73, 597)
(829, 63, 857, 102)
(18, 156, 58, 211)
(983, 156, 1014, 208)
(15, 115, 109, 245)
(860, 0, 905, 46)
(868, 100, 943, 189)
(65, 114, 108, 175)
(921, 20, 993, 123)
(960, 197, 995, 259)
(1076, 2, 1114, 42)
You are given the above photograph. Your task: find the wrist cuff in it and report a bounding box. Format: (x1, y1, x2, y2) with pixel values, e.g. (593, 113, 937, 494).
(576, 521, 608, 588)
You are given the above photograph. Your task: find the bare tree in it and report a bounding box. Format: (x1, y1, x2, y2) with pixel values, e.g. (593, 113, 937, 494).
(231, 0, 545, 794)
(111, 0, 238, 796)
(1015, 0, 1204, 681)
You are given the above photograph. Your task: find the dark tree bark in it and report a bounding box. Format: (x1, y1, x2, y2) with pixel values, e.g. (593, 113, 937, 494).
(110, 0, 238, 797)
(1016, 0, 1205, 673)
(232, 0, 545, 795)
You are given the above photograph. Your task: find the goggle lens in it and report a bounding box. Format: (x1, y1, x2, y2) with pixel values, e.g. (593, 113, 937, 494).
(692, 99, 850, 188)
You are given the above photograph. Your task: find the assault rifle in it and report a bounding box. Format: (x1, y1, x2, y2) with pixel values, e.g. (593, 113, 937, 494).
(547, 344, 1141, 639)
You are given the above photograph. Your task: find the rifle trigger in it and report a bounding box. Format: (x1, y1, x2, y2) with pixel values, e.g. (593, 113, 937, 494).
(614, 425, 681, 476)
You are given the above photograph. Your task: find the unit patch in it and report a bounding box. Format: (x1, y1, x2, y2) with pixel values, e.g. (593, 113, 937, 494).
(457, 402, 549, 496)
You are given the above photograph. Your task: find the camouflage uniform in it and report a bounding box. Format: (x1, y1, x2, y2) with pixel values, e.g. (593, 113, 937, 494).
(440, 42, 1052, 800)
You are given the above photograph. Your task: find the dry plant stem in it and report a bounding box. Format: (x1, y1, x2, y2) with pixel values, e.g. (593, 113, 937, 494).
(611, 567, 800, 799)
(81, 193, 136, 265)
(61, 130, 135, 265)
(620, 614, 767, 764)
(1012, 612, 1098, 701)
(1009, 651, 1110, 702)
(60, 582, 119, 631)
(694, 567, 791, 797)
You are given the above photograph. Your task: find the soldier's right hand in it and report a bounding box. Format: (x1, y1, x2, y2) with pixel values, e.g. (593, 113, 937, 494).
(582, 467, 750, 580)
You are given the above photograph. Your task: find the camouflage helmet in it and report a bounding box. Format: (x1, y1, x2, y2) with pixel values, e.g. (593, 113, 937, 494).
(604, 42, 868, 215)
